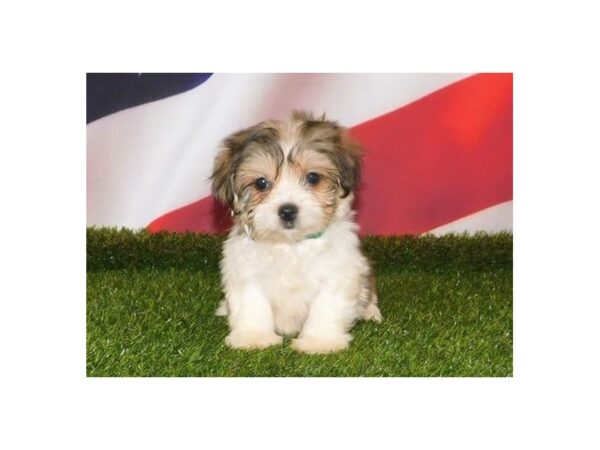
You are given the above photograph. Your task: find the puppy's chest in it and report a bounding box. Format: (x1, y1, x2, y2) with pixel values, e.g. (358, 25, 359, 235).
(255, 242, 326, 302)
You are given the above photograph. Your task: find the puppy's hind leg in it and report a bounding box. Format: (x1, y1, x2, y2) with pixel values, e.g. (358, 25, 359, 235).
(362, 300, 383, 323)
(360, 276, 383, 323)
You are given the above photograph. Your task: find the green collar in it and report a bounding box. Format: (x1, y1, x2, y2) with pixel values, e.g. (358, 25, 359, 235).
(304, 230, 325, 240)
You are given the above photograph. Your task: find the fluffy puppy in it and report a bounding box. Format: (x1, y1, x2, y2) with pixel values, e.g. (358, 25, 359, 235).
(211, 111, 382, 354)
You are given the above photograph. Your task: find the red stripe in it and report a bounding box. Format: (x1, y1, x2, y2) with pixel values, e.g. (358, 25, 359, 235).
(148, 196, 231, 233)
(148, 73, 512, 235)
(353, 73, 512, 234)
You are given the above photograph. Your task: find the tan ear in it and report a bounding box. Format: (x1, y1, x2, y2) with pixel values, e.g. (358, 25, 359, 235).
(210, 127, 254, 207)
(210, 142, 237, 207)
(211, 123, 283, 208)
(337, 131, 362, 197)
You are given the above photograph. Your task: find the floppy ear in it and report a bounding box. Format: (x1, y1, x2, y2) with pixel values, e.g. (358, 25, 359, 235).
(211, 142, 236, 207)
(336, 130, 362, 198)
(211, 122, 281, 208)
(211, 128, 253, 208)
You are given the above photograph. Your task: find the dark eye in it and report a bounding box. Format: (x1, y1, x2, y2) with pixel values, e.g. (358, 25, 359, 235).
(306, 172, 321, 185)
(254, 177, 269, 191)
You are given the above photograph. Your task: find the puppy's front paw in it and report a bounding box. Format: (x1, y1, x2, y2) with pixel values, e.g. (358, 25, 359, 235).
(215, 300, 228, 316)
(291, 334, 352, 354)
(225, 330, 283, 350)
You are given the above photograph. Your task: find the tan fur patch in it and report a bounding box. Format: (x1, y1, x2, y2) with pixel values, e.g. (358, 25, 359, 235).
(286, 149, 339, 226)
(291, 111, 362, 197)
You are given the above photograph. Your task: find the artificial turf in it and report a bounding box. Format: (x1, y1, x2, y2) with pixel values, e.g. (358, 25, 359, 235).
(87, 228, 512, 377)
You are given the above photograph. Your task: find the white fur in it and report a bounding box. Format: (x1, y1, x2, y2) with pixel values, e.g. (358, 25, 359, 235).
(219, 196, 380, 354)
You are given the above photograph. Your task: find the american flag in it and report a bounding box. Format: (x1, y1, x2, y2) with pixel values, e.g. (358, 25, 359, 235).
(87, 73, 512, 236)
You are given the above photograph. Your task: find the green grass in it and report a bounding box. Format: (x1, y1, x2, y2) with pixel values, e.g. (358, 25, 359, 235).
(87, 228, 512, 377)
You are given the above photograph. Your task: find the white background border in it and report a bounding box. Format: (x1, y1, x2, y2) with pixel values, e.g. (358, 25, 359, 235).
(2, 1, 599, 449)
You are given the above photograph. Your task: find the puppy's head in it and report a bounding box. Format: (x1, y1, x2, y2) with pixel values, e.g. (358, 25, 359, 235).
(211, 111, 361, 242)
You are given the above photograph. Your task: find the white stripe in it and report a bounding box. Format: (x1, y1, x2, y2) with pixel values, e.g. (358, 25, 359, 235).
(425, 201, 513, 236)
(87, 73, 470, 228)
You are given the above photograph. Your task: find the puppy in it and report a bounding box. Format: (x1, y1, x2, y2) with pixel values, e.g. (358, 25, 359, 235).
(211, 111, 382, 354)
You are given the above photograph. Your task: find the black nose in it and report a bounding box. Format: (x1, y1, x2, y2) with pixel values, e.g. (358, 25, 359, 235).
(278, 203, 298, 222)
